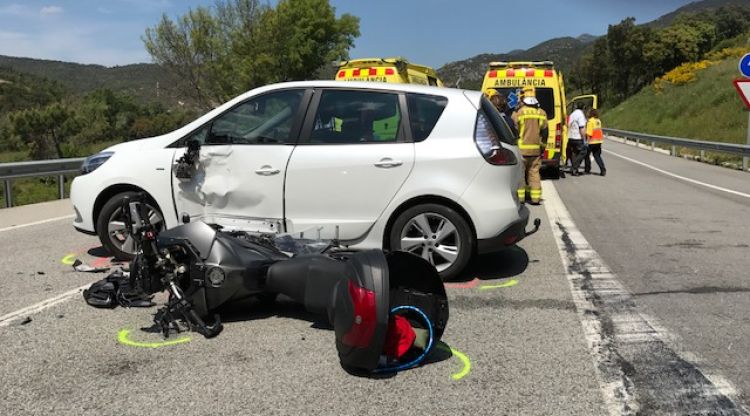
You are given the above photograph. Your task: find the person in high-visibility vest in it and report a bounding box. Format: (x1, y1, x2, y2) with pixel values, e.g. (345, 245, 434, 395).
(512, 86, 548, 204)
(584, 108, 606, 176)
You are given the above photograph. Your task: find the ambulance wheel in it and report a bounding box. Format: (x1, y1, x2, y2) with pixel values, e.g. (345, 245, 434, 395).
(389, 204, 474, 282)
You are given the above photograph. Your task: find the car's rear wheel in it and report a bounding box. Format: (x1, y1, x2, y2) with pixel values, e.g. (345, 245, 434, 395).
(96, 191, 165, 261)
(389, 204, 473, 281)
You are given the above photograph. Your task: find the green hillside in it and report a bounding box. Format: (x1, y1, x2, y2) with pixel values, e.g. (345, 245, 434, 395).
(0, 55, 192, 109)
(603, 57, 748, 145)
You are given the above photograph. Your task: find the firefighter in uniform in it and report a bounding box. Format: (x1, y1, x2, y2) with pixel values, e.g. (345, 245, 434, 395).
(512, 86, 548, 204)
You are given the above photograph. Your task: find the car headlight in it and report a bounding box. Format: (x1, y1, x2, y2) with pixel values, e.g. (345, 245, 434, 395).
(80, 151, 114, 174)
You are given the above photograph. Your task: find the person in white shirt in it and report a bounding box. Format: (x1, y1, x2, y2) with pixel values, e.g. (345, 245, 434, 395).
(568, 102, 588, 176)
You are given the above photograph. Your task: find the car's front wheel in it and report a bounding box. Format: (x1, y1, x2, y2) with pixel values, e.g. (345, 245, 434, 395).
(96, 191, 165, 261)
(389, 204, 474, 281)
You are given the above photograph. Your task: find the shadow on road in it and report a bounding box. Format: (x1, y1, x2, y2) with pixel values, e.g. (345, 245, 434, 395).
(453, 245, 530, 282)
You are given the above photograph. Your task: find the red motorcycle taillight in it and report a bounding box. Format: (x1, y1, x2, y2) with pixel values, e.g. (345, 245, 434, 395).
(342, 280, 377, 348)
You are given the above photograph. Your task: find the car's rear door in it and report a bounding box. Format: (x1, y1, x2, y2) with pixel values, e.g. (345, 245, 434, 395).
(172, 88, 310, 231)
(284, 88, 415, 240)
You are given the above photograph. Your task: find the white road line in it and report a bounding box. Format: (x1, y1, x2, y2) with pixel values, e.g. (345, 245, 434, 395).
(543, 181, 747, 415)
(604, 149, 750, 199)
(0, 282, 92, 327)
(0, 214, 75, 233)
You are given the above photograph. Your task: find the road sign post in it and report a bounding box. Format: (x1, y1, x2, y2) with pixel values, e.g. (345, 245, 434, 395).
(739, 54, 750, 171)
(734, 75, 750, 171)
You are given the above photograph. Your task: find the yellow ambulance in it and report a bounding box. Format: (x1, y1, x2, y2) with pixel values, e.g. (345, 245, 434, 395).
(335, 57, 444, 86)
(481, 61, 597, 176)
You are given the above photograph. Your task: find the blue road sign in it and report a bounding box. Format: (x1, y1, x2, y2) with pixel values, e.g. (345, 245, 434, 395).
(740, 53, 750, 78)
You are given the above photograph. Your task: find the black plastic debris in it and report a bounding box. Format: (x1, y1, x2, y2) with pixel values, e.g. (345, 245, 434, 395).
(72, 259, 110, 273)
(83, 270, 155, 308)
(20, 317, 32, 325)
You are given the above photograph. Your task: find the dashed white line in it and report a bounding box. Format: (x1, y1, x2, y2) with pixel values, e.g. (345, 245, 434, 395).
(604, 149, 750, 199)
(0, 214, 75, 233)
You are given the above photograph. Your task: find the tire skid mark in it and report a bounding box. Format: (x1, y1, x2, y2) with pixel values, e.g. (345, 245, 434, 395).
(544, 182, 748, 416)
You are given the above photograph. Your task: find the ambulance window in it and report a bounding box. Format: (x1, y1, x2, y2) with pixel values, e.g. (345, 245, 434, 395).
(310, 90, 401, 144)
(427, 76, 439, 87)
(406, 93, 448, 142)
(535, 88, 555, 120)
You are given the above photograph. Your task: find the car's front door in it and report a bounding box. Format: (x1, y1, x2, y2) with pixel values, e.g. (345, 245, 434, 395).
(172, 88, 308, 232)
(284, 88, 415, 240)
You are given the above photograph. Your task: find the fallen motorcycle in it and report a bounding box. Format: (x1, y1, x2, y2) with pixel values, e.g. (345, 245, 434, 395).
(85, 195, 449, 374)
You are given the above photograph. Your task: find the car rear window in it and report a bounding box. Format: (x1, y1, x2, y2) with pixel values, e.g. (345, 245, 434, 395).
(479, 96, 517, 145)
(406, 93, 448, 142)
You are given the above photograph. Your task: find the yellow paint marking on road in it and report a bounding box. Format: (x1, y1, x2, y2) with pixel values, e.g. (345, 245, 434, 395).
(437, 344, 472, 381)
(479, 278, 519, 290)
(117, 328, 191, 349)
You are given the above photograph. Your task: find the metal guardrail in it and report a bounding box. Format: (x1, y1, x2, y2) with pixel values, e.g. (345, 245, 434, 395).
(604, 128, 750, 171)
(0, 158, 84, 208)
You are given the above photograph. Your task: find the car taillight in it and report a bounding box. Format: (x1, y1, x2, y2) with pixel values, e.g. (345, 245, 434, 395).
(342, 280, 377, 348)
(555, 124, 562, 148)
(475, 112, 517, 166)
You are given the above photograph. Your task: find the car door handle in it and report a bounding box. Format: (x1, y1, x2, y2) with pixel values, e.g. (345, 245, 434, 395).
(255, 165, 280, 176)
(374, 158, 403, 168)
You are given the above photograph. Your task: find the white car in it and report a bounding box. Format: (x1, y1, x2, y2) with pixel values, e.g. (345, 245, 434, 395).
(71, 81, 534, 280)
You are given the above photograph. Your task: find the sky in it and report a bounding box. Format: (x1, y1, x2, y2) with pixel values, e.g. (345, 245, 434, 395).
(0, 0, 701, 68)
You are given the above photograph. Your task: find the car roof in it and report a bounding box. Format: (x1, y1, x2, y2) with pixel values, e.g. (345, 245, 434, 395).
(239, 80, 469, 100)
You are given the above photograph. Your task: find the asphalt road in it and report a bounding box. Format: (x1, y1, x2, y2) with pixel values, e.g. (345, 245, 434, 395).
(554, 139, 750, 413)
(0, 205, 606, 415)
(0, 139, 748, 415)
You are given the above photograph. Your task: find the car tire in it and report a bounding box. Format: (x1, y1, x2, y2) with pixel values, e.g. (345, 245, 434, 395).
(389, 203, 474, 281)
(96, 191, 165, 261)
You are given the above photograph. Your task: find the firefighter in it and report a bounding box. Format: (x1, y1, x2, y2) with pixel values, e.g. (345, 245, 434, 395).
(512, 86, 548, 204)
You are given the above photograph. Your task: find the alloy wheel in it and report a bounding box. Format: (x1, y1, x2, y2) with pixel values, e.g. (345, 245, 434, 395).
(399, 212, 460, 272)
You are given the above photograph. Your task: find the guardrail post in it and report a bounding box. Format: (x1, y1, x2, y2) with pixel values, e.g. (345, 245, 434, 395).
(3, 179, 11, 208)
(58, 175, 65, 199)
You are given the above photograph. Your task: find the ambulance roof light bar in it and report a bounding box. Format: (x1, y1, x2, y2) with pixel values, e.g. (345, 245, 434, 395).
(488, 61, 555, 69)
(335, 57, 409, 68)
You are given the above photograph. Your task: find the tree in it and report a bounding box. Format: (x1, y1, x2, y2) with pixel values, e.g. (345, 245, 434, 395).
(10, 103, 78, 159)
(143, 0, 360, 110)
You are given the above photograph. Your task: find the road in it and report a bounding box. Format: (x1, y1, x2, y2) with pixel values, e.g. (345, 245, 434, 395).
(0, 139, 748, 415)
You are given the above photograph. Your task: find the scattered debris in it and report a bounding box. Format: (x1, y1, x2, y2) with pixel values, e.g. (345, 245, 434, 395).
(72, 259, 110, 273)
(36, 271, 45, 275)
(20, 317, 32, 325)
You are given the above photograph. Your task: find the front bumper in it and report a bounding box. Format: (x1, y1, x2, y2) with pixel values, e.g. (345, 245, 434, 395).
(476, 205, 539, 254)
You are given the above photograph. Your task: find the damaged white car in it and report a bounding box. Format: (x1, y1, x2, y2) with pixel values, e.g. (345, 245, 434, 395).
(70, 81, 536, 280)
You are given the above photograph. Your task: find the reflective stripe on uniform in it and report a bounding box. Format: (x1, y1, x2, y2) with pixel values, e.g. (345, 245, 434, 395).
(517, 109, 547, 150)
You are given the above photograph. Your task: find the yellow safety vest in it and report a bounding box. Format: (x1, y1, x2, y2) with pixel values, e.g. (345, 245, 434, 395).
(586, 117, 604, 145)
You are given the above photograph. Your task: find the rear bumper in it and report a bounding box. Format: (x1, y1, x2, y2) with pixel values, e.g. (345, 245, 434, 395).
(476, 205, 531, 254)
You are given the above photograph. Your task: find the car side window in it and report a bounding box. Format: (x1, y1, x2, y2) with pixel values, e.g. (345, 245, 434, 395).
(406, 93, 448, 142)
(310, 90, 401, 144)
(205, 89, 304, 145)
